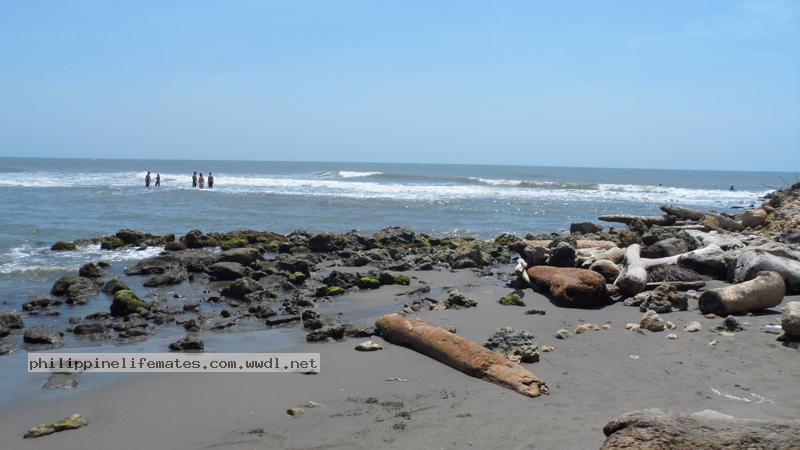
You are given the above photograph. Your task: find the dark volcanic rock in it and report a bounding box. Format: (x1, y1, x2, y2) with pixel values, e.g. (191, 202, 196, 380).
(73, 322, 109, 335)
(207, 262, 248, 281)
(641, 238, 689, 259)
(570, 222, 603, 234)
(43, 372, 78, 389)
(445, 289, 477, 309)
(115, 228, 146, 245)
(51, 241, 76, 251)
(143, 270, 185, 287)
(216, 248, 265, 266)
(63, 278, 99, 304)
(547, 242, 577, 267)
(24, 326, 64, 345)
(0, 311, 24, 329)
(275, 255, 311, 276)
(101, 278, 131, 295)
(221, 277, 263, 299)
(169, 335, 204, 351)
(125, 255, 182, 275)
(450, 243, 493, 269)
(484, 327, 540, 363)
(78, 263, 103, 278)
(374, 226, 416, 246)
(306, 324, 345, 342)
(110, 290, 149, 317)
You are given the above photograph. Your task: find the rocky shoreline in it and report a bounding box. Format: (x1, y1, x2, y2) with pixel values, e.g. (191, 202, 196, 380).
(1, 183, 799, 448)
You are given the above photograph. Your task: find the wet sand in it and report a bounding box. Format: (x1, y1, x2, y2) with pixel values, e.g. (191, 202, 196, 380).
(1, 267, 798, 449)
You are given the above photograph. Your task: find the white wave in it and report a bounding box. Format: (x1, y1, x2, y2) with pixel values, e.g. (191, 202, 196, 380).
(338, 171, 383, 178)
(0, 170, 769, 205)
(0, 244, 163, 274)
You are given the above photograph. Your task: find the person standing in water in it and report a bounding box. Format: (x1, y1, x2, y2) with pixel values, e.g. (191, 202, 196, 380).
(208, 172, 214, 189)
(198, 173, 205, 189)
(145, 171, 151, 188)
(192, 171, 197, 188)
(155, 174, 161, 188)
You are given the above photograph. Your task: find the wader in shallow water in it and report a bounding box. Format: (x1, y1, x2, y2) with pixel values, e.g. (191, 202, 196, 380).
(145, 172, 151, 188)
(208, 173, 214, 189)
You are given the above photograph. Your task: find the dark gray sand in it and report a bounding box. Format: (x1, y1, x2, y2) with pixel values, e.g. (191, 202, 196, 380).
(1, 268, 798, 449)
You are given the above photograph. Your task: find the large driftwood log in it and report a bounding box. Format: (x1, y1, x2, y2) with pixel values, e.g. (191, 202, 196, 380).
(598, 214, 675, 226)
(699, 271, 785, 315)
(660, 204, 705, 220)
(601, 408, 800, 450)
(614, 244, 686, 296)
(520, 239, 616, 250)
(375, 313, 549, 398)
(700, 212, 745, 232)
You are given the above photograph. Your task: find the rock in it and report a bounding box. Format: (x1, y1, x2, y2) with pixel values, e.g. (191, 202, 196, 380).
(307, 325, 345, 342)
(206, 261, 248, 281)
(575, 323, 598, 334)
(100, 236, 125, 250)
(0, 311, 24, 329)
(24, 413, 88, 439)
(357, 276, 381, 289)
(378, 272, 410, 286)
(732, 250, 800, 294)
(541, 344, 555, 352)
(666, 333, 678, 340)
(589, 260, 620, 283)
(51, 241, 76, 251)
(22, 297, 62, 311)
(143, 270, 185, 287)
(164, 241, 188, 251)
(43, 373, 78, 390)
(570, 222, 603, 234)
(78, 263, 103, 278)
(720, 316, 743, 332)
(169, 335, 204, 351)
(700, 213, 745, 232)
(216, 247, 264, 266)
(73, 322, 108, 335)
(110, 290, 149, 316)
(24, 326, 65, 345)
(445, 289, 477, 309)
(498, 292, 525, 306)
(684, 321, 702, 332)
(115, 228, 145, 245)
(374, 226, 416, 246)
(638, 284, 689, 313)
(484, 327, 539, 363)
(124, 254, 182, 275)
(450, 243, 493, 269)
(288, 272, 307, 284)
(275, 255, 311, 275)
(600, 408, 800, 450)
(640, 310, 666, 332)
(555, 329, 572, 339)
(354, 340, 383, 351)
(64, 277, 99, 304)
(547, 242, 576, 267)
(741, 208, 768, 227)
(182, 229, 214, 248)
(683, 230, 744, 251)
(527, 266, 608, 308)
(222, 277, 263, 299)
(265, 315, 301, 326)
(780, 301, 800, 340)
(286, 407, 304, 417)
(51, 275, 91, 296)
(101, 278, 130, 294)
(520, 245, 549, 267)
(641, 238, 689, 258)
(0, 324, 8, 338)
(525, 308, 546, 315)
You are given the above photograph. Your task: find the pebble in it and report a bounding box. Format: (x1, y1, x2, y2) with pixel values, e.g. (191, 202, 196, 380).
(354, 340, 383, 352)
(601, 324, 612, 331)
(541, 345, 555, 352)
(555, 329, 572, 339)
(304, 401, 321, 408)
(287, 407, 304, 417)
(666, 333, 678, 340)
(684, 321, 702, 332)
(708, 340, 718, 347)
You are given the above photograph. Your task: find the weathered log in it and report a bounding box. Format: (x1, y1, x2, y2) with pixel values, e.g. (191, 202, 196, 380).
(646, 280, 706, 291)
(660, 204, 705, 221)
(700, 212, 745, 232)
(601, 408, 800, 450)
(598, 214, 675, 227)
(699, 271, 785, 315)
(526, 266, 608, 307)
(732, 250, 800, 294)
(520, 239, 616, 250)
(375, 313, 548, 397)
(614, 244, 683, 296)
(677, 244, 727, 278)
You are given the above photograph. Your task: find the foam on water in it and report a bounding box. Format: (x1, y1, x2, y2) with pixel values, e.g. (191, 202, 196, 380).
(0, 170, 768, 205)
(0, 244, 163, 275)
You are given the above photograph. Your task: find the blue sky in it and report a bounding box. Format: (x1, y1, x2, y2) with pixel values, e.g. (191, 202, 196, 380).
(0, 1, 798, 171)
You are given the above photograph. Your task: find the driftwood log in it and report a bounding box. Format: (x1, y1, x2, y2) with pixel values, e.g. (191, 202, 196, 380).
(598, 214, 675, 227)
(699, 271, 785, 315)
(375, 313, 549, 398)
(614, 244, 687, 296)
(520, 239, 616, 250)
(645, 280, 706, 291)
(601, 408, 800, 450)
(660, 204, 705, 220)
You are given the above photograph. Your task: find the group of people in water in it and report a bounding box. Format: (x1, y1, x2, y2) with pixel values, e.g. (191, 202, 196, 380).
(144, 171, 216, 189)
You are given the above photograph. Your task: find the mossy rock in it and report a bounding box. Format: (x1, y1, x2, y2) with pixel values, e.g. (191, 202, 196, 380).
(110, 290, 149, 316)
(101, 236, 125, 250)
(358, 277, 381, 289)
(51, 241, 76, 251)
(395, 275, 411, 286)
(321, 286, 346, 296)
(164, 241, 188, 251)
(498, 292, 525, 307)
(288, 272, 307, 284)
(378, 272, 411, 286)
(218, 238, 249, 250)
